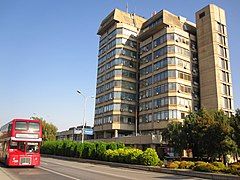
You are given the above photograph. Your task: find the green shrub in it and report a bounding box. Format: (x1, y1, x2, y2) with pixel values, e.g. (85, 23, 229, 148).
(64, 140, 73, 157)
(158, 160, 164, 167)
(193, 162, 219, 172)
(127, 148, 143, 164)
(222, 167, 240, 176)
(69, 141, 78, 157)
(41, 140, 164, 167)
(106, 142, 118, 150)
(166, 162, 179, 169)
(117, 142, 125, 149)
(229, 164, 240, 170)
(104, 148, 144, 164)
(140, 148, 160, 166)
(212, 162, 225, 170)
(179, 161, 195, 169)
(76, 143, 84, 158)
(82, 142, 96, 159)
(41, 141, 56, 154)
(104, 149, 119, 162)
(95, 142, 107, 160)
(55, 141, 64, 156)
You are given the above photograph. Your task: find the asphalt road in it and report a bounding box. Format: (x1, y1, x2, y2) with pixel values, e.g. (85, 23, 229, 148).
(0, 157, 206, 180)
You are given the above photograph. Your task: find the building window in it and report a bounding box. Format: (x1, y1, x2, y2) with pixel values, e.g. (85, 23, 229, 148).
(219, 58, 228, 70)
(223, 97, 232, 109)
(218, 34, 226, 46)
(140, 53, 152, 65)
(222, 84, 231, 96)
(217, 22, 225, 34)
(221, 71, 230, 83)
(199, 12, 205, 19)
(140, 43, 152, 54)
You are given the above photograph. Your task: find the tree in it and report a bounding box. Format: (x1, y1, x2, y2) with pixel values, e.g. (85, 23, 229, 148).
(230, 109, 240, 148)
(163, 109, 237, 161)
(230, 109, 240, 159)
(31, 116, 58, 142)
(162, 122, 187, 158)
(206, 111, 237, 162)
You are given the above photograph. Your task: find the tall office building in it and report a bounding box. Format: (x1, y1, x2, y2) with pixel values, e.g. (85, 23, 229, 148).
(137, 10, 199, 135)
(94, 4, 234, 139)
(196, 4, 234, 116)
(94, 9, 145, 139)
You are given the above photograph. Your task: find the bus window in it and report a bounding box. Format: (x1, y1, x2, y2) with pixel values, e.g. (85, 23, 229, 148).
(26, 142, 39, 153)
(19, 142, 25, 152)
(10, 141, 18, 149)
(15, 122, 27, 131)
(8, 124, 12, 132)
(29, 122, 40, 132)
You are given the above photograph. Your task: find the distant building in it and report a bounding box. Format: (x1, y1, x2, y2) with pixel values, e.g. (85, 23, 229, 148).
(56, 125, 93, 141)
(94, 4, 234, 140)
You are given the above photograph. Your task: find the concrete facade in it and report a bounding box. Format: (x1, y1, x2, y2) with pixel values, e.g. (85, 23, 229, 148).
(94, 4, 234, 139)
(94, 9, 146, 139)
(196, 4, 234, 116)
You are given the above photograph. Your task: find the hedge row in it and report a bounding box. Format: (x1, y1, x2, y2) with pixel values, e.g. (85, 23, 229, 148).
(166, 161, 240, 176)
(104, 148, 160, 166)
(41, 140, 160, 166)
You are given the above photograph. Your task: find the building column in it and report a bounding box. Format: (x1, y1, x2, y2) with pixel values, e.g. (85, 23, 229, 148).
(114, 129, 118, 138)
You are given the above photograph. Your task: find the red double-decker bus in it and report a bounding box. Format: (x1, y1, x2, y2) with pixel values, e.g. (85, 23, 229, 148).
(0, 119, 42, 167)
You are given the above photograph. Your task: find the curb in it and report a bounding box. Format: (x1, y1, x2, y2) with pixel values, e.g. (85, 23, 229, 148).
(41, 154, 239, 180)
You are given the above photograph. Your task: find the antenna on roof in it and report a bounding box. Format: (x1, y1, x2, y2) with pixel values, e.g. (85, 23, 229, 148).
(151, 11, 157, 17)
(126, 2, 129, 13)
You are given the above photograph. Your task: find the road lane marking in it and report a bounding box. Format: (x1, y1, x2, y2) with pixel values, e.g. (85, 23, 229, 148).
(42, 158, 154, 176)
(39, 166, 81, 180)
(0, 167, 18, 180)
(41, 160, 136, 180)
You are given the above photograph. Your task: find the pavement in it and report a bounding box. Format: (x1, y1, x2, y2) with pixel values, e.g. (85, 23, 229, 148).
(0, 166, 12, 180)
(1, 157, 205, 180)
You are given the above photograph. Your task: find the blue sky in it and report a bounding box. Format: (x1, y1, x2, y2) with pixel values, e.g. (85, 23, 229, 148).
(0, 0, 239, 131)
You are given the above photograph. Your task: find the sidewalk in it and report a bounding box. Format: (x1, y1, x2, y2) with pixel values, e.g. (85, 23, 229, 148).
(0, 167, 12, 180)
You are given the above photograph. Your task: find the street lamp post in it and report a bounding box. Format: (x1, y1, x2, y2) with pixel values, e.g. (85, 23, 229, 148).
(77, 90, 87, 143)
(77, 90, 95, 143)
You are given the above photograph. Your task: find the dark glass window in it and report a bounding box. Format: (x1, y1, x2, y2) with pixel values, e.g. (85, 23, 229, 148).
(29, 122, 40, 132)
(199, 12, 205, 19)
(15, 122, 27, 131)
